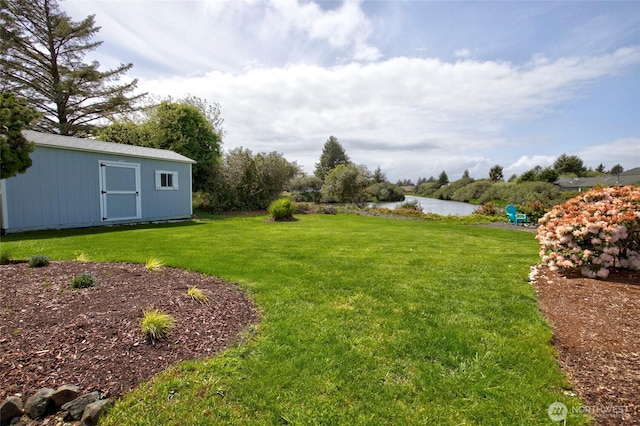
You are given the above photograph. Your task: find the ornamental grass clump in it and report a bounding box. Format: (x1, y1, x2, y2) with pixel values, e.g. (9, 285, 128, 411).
(536, 185, 640, 278)
(187, 286, 209, 304)
(145, 257, 164, 271)
(140, 309, 174, 343)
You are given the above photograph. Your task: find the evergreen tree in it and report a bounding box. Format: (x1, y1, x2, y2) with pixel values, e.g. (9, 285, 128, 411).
(314, 136, 350, 181)
(436, 170, 449, 188)
(372, 166, 387, 183)
(0, 92, 38, 178)
(553, 154, 586, 176)
(1, 0, 143, 135)
(610, 164, 624, 175)
(489, 164, 504, 182)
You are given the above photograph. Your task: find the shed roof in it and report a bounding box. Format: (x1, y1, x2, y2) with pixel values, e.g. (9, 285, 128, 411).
(23, 130, 196, 164)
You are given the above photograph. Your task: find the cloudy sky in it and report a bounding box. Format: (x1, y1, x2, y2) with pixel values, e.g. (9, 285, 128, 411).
(63, 0, 640, 181)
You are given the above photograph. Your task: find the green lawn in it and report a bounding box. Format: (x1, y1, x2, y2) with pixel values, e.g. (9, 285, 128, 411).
(1, 213, 585, 425)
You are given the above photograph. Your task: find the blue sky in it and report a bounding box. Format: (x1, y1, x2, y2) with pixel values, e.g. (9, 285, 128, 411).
(63, 0, 640, 181)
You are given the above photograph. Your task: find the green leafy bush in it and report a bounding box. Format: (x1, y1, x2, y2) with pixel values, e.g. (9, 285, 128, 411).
(365, 182, 406, 202)
(71, 272, 98, 289)
(140, 309, 174, 343)
(268, 198, 296, 221)
(452, 180, 493, 202)
(28, 254, 50, 268)
(536, 185, 640, 278)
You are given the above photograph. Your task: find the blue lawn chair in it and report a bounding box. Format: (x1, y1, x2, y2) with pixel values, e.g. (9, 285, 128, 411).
(506, 205, 527, 225)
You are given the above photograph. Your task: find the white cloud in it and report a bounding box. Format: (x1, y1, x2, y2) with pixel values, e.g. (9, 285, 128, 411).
(59, 1, 640, 181)
(455, 48, 471, 58)
(136, 46, 640, 180)
(578, 137, 640, 170)
(504, 155, 556, 177)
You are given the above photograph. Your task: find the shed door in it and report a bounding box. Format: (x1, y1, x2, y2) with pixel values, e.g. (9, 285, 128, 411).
(99, 161, 141, 222)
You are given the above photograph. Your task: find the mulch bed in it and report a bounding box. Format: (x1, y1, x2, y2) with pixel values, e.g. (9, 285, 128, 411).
(531, 265, 640, 425)
(0, 261, 258, 401)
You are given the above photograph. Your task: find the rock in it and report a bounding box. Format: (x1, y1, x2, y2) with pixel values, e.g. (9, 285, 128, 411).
(80, 399, 112, 426)
(50, 384, 81, 408)
(0, 396, 24, 424)
(61, 391, 100, 420)
(9, 417, 26, 425)
(24, 387, 54, 419)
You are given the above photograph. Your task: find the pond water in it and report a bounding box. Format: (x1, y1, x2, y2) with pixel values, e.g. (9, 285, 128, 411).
(373, 195, 478, 217)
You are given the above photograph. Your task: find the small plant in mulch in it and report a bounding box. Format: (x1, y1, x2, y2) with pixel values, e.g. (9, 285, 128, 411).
(145, 257, 164, 271)
(28, 254, 50, 268)
(187, 286, 209, 304)
(140, 308, 174, 343)
(71, 272, 98, 289)
(75, 252, 91, 262)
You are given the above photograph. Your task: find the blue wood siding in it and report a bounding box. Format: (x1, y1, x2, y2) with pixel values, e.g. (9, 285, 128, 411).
(2, 146, 192, 233)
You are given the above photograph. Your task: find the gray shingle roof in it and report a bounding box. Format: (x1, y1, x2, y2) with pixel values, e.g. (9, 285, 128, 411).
(23, 130, 196, 164)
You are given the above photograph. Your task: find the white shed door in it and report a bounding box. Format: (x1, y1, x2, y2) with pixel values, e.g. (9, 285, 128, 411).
(99, 161, 141, 222)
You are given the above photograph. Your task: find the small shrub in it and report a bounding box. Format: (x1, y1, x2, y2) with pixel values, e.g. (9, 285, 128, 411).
(321, 205, 337, 215)
(536, 185, 640, 278)
(520, 201, 548, 222)
(268, 198, 296, 221)
(145, 258, 164, 271)
(473, 202, 501, 217)
(187, 287, 209, 304)
(28, 254, 50, 268)
(140, 308, 174, 343)
(71, 272, 98, 289)
(398, 200, 422, 211)
(294, 202, 318, 214)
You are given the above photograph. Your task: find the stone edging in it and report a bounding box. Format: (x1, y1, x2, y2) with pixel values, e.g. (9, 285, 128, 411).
(0, 384, 111, 426)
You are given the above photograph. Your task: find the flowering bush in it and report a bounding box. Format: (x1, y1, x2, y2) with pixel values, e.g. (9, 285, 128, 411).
(536, 186, 640, 278)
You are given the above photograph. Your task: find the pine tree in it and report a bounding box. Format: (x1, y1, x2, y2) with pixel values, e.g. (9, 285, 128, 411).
(1, 0, 144, 135)
(314, 136, 350, 181)
(0, 92, 38, 179)
(489, 164, 504, 182)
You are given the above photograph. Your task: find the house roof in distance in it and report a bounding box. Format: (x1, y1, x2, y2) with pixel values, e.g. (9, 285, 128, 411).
(556, 167, 640, 189)
(23, 130, 196, 164)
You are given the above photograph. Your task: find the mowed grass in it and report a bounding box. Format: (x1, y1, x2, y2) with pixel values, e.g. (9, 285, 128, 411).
(2, 214, 585, 425)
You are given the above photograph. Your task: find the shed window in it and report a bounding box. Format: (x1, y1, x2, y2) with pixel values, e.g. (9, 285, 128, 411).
(155, 171, 179, 190)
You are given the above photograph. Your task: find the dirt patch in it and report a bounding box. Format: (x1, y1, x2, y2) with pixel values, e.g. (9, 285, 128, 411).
(0, 261, 258, 401)
(531, 265, 640, 425)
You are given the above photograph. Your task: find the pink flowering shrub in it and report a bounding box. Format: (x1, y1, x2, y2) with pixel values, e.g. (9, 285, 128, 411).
(536, 186, 640, 278)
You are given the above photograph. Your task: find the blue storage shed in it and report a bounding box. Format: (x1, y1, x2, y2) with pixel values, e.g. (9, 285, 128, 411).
(1, 131, 196, 233)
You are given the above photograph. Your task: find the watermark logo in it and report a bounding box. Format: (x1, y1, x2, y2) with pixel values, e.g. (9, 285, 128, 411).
(548, 401, 631, 422)
(548, 402, 568, 422)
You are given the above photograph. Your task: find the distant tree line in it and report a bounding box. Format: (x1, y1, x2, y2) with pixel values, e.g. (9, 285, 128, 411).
(410, 155, 626, 221)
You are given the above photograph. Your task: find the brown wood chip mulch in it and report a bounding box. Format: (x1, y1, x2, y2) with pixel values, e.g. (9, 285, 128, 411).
(0, 261, 258, 401)
(531, 265, 640, 425)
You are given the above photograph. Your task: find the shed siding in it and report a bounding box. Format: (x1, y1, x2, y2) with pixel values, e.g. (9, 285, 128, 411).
(2, 145, 192, 233)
